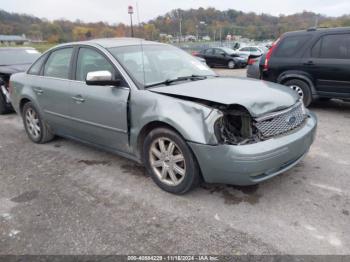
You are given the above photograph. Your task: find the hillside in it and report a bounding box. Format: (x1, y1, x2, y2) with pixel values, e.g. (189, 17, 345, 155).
(1, 8, 350, 42)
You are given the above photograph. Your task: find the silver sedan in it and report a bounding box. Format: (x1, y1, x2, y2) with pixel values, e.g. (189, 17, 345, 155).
(10, 38, 317, 194)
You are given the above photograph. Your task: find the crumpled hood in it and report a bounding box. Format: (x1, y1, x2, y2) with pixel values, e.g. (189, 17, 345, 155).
(150, 77, 299, 117)
(0, 63, 31, 75)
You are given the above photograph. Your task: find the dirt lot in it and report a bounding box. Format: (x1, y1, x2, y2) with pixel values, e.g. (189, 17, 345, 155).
(0, 69, 349, 255)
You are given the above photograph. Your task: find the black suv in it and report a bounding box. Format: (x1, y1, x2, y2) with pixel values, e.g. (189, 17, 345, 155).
(261, 27, 350, 106)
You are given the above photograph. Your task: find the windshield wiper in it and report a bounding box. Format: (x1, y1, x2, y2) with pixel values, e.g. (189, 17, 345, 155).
(145, 74, 210, 88)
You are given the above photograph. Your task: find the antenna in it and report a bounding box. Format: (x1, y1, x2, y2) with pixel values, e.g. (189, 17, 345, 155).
(136, 1, 146, 86)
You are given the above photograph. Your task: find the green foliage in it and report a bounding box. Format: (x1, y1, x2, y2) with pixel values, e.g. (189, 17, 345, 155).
(0, 8, 350, 43)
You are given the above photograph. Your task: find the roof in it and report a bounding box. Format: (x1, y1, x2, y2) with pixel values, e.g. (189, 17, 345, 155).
(283, 26, 350, 37)
(57, 37, 165, 49)
(0, 35, 27, 42)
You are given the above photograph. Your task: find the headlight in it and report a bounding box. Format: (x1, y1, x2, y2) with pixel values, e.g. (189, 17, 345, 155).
(300, 99, 307, 115)
(214, 106, 261, 145)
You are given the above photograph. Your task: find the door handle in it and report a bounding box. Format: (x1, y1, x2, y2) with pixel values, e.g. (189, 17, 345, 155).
(34, 88, 43, 95)
(303, 60, 314, 66)
(72, 95, 85, 103)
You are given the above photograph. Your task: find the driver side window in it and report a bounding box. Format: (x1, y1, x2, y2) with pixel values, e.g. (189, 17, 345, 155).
(76, 48, 115, 81)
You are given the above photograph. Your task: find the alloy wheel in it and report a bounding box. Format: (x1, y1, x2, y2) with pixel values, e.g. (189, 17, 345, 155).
(149, 137, 186, 186)
(25, 107, 41, 139)
(228, 61, 235, 69)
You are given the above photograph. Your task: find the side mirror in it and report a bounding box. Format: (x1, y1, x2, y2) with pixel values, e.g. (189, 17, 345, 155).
(86, 71, 121, 86)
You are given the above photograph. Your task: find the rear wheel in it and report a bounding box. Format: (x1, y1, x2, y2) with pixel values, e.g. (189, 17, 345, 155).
(143, 128, 200, 194)
(22, 102, 54, 143)
(284, 79, 312, 107)
(227, 60, 235, 69)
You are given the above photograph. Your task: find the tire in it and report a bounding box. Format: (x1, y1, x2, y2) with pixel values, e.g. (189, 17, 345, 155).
(227, 60, 235, 69)
(284, 79, 312, 107)
(143, 127, 200, 194)
(22, 102, 54, 144)
(0, 92, 10, 115)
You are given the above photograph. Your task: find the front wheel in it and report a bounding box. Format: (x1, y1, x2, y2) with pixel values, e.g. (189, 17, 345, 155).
(227, 60, 235, 69)
(143, 128, 200, 194)
(22, 102, 54, 143)
(284, 79, 312, 107)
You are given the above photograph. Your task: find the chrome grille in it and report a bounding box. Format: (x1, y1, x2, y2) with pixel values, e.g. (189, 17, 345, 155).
(255, 102, 306, 138)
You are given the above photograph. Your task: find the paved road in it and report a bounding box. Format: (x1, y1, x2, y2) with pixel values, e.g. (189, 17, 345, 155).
(213, 68, 247, 77)
(0, 69, 349, 255)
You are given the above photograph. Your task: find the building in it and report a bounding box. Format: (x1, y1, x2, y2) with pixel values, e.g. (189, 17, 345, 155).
(0, 35, 28, 45)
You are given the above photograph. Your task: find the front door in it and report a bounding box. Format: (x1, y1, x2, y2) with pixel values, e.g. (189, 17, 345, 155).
(69, 47, 130, 153)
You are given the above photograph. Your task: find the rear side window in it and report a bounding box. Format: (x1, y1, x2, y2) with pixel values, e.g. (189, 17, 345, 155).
(204, 49, 213, 55)
(274, 35, 311, 57)
(312, 34, 350, 59)
(28, 54, 47, 75)
(44, 48, 73, 79)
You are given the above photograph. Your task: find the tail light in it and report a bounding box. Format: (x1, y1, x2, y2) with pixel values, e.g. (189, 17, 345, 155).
(248, 58, 257, 65)
(264, 37, 280, 71)
(192, 51, 199, 56)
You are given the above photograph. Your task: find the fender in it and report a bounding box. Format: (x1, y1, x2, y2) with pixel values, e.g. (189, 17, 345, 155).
(129, 90, 223, 158)
(277, 71, 317, 95)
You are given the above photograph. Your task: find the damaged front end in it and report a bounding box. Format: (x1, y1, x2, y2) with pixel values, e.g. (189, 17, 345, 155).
(214, 101, 307, 146)
(0, 76, 11, 103)
(214, 105, 262, 145)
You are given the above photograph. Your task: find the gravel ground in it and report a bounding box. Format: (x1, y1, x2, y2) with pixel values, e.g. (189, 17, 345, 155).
(0, 69, 349, 255)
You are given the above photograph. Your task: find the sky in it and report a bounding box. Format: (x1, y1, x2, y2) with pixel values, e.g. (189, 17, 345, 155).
(2, 0, 350, 24)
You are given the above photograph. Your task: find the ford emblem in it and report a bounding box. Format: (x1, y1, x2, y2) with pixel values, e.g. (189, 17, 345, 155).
(287, 116, 296, 125)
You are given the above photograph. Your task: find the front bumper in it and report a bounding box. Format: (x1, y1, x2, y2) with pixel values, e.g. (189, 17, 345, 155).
(189, 112, 317, 186)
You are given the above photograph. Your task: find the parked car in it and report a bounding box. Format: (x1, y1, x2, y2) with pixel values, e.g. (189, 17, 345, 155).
(261, 27, 350, 106)
(195, 47, 248, 69)
(246, 56, 263, 79)
(237, 46, 265, 59)
(0, 47, 41, 114)
(10, 38, 317, 194)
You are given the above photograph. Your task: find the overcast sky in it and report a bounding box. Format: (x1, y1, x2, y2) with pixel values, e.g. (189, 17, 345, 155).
(2, 0, 350, 24)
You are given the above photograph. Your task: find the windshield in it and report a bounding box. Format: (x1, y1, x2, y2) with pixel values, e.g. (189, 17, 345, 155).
(0, 49, 41, 65)
(108, 44, 215, 87)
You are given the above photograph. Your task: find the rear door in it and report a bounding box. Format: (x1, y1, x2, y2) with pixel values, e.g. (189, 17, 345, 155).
(31, 47, 75, 133)
(213, 48, 227, 66)
(305, 33, 350, 96)
(268, 34, 311, 80)
(202, 48, 214, 65)
(69, 46, 130, 153)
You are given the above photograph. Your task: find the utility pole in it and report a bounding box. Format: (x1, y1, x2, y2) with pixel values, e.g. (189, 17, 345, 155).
(314, 15, 319, 28)
(128, 5, 134, 37)
(178, 9, 182, 43)
(219, 27, 222, 44)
